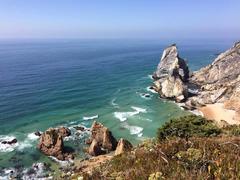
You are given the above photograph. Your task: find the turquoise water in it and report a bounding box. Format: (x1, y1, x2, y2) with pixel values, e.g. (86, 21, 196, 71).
(0, 39, 233, 171)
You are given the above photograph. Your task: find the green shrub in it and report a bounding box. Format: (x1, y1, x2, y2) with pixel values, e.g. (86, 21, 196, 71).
(157, 115, 221, 141)
(223, 124, 240, 136)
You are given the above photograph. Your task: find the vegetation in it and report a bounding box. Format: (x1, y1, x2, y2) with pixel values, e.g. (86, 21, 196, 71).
(76, 115, 240, 180)
(157, 115, 221, 140)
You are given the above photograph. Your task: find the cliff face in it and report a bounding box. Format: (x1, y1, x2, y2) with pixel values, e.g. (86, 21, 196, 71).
(153, 41, 240, 119)
(153, 44, 189, 102)
(187, 42, 240, 106)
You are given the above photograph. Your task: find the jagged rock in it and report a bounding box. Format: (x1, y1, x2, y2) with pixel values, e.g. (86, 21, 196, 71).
(1, 138, 17, 145)
(88, 139, 104, 156)
(73, 126, 85, 131)
(37, 128, 73, 160)
(153, 44, 189, 101)
(153, 44, 189, 81)
(115, 138, 133, 155)
(188, 41, 240, 110)
(152, 41, 240, 117)
(57, 127, 71, 137)
(34, 131, 42, 137)
(87, 121, 117, 156)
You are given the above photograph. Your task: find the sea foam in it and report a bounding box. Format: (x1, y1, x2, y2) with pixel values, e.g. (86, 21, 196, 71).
(0, 135, 19, 153)
(83, 115, 99, 120)
(114, 106, 147, 121)
(122, 123, 143, 137)
(146, 86, 157, 94)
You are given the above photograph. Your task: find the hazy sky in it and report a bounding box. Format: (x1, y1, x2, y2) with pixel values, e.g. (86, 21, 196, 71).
(0, 0, 240, 39)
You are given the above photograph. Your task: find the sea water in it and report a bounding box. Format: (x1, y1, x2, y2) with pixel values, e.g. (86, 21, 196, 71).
(0, 39, 233, 171)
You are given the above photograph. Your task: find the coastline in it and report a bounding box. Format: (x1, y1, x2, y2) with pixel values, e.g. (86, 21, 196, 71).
(198, 103, 240, 126)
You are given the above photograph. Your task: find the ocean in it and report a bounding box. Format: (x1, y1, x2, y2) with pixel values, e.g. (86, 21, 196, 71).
(0, 39, 233, 173)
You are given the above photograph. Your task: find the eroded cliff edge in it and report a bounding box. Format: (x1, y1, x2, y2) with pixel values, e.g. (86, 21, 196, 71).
(152, 42, 240, 124)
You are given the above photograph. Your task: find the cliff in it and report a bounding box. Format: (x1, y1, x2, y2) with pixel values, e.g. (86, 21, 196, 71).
(152, 41, 240, 124)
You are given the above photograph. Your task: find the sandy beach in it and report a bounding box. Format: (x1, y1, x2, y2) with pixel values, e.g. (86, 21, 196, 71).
(199, 103, 240, 126)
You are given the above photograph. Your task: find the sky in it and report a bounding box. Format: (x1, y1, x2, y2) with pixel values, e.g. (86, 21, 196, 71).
(0, 0, 240, 40)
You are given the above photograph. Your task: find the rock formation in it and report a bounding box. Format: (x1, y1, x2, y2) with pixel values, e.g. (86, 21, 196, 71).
(88, 139, 104, 156)
(115, 138, 133, 155)
(188, 42, 240, 106)
(153, 44, 189, 102)
(153, 41, 240, 122)
(87, 121, 118, 156)
(37, 127, 73, 160)
(57, 127, 71, 138)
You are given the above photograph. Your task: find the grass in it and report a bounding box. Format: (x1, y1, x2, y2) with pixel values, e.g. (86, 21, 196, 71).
(74, 115, 240, 180)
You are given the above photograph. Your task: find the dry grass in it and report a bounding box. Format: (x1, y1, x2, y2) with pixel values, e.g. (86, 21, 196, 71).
(77, 115, 240, 180)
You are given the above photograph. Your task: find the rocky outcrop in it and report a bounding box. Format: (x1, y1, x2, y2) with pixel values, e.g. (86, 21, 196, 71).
(153, 41, 240, 122)
(57, 127, 71, 138)
(87, 121, 117, 156)
(88, 139, 104, 156)
(1, 138, 17, 145)
(153, 44, 189, 102)
(37, 127, 73, 160)
(115, 138, 133, 155)
(188, 41, 240, 106)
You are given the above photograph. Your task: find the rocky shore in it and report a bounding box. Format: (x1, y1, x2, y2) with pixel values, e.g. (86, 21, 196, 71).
(152, 41, 240, 125)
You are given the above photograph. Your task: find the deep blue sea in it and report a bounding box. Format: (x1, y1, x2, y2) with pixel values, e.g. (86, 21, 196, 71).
(0, 39, 234, 174)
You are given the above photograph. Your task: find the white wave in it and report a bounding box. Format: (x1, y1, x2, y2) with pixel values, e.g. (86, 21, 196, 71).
(145, 118, 152, 122)
(50, 156, 74, 166)
(148, 74, 154, 80)
(131, 106, 147, 113)
(114, 112, 134, 122)
(122, 123, 143, 136)
(190, 110, 204, 116)
(0, 163, 52, 180)
(83, 115, 98, 120)
(139, 93, 152, 99)
(17, 141, 32, 151)
(27, 132, 40, 140)
(0, 135, 19, 153)
(64, 125, 90, 141)
(111, 98, 119, 108)
(146, 86, 157, 94)
(114, 106, 147, 122)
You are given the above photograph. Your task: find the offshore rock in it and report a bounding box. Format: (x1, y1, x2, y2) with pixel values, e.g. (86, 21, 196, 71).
(57, 127, 71, 138)
(115, 138, 133, 155)
(87, 121, 117, 156)
(37, 128, 73, 160)
(88, 139, 104, 156)
(153, 44, 189, 101)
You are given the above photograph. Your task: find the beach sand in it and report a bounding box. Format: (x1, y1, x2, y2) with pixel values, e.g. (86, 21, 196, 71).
(199, 103, 240, 126)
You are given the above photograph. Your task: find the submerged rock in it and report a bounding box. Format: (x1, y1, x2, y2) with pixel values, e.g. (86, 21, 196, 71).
(115, 138, 133, 155)
(1, 138, 17, 145)
(34, 131, 42, 137)
(153, 44, 189, 101)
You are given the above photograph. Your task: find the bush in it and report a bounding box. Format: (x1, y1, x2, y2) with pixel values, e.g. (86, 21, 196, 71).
(223, 124, 240, 136)
(157, 115, 221, 141)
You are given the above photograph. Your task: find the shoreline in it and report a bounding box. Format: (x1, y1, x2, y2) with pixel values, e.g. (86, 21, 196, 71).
(198, 103, 240, 126)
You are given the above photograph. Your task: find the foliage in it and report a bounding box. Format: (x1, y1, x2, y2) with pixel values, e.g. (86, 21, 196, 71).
(78, 115, 240, 180)
(223, 124, 240, 136)
(157, 115, 221, 141)
(83, 136, 240, 180)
